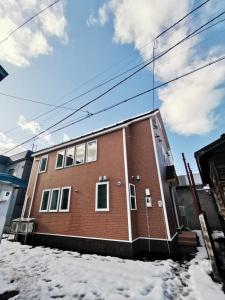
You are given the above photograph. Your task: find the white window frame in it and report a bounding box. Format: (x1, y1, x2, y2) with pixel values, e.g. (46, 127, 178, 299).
(129, 184, 137, 210)
(74, 143, 86, 165)
(39, 155, 48, 173)
(49, 188, 60, 212)
(86, 140, 97, 163)
(95, 182, 109, 212)
(59, 186, 71, 212)
(39, 189, 51, 212)
(55, 149, 65, 170)
(64, 146, 75, 168)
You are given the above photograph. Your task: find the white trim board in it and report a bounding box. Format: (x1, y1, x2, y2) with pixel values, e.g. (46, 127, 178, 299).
(149, 118, 171, 240)
(33, 111, 159, 157)
(33, 232, 174, 243)
(123, 128, 132, 241)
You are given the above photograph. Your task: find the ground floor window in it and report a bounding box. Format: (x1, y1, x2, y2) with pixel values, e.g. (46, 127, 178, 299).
(49, 188, 60, 212)
(40, 189, 51, 212)
(39, 187, 71, 213)
(129, 184, 137, 210)
(96, 182, 109, 211)
(59, 187, 71, 212)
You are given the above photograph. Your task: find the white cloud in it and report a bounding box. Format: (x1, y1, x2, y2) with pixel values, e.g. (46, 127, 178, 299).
(62, 133, 70, 142)
(18, 115, 41, 134)
(0, 0, 68, 66)
(97, 0, 225, 135)
(18, 115, 54, 146)
(87, 4, 109, 27)
(0, 132, 23, 154)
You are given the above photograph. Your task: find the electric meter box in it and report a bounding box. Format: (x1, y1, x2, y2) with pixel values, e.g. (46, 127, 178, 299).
(145, 196, 152, 207)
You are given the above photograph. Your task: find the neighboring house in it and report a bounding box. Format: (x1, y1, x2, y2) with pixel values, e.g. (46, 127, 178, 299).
(195, 134, 225, 233)
(0, 151, 33, 231)
(20, 110, 182, 257)
(176, 174, 221, 230)
(0, 173, 27, 239)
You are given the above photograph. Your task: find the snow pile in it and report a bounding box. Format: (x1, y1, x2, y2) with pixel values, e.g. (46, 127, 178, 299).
(0, 237, 224, 300)
(212, 230, 225, 240)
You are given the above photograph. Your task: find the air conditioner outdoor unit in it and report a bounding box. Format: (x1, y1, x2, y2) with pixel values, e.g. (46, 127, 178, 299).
(19, 222, 34, 233)
(10, 221, 19, 233)
(10, 218, 35, 235)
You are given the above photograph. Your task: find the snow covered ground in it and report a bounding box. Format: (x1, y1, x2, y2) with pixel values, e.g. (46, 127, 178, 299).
(0, 235, 224, 300)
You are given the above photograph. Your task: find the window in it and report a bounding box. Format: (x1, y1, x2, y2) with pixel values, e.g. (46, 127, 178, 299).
(55, 150, 65, 169)
(65, 147, 75, 167)
(75, 143, 85, 165)
(39, 155, 48, 173)
(129, 184, 137, 210)
(40, 189, 51, 212)
(49, 188, 60, 212)
(59, 187, 71, 212)
(96, 182, 109, 211)
(86, 140, 97, 163)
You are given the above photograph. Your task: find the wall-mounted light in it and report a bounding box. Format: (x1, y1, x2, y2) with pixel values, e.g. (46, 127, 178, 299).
(99, 176, 109, 182)
(117, 181, 122, 186)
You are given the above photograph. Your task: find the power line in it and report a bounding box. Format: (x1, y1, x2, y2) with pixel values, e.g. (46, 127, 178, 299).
(0, 92, 92, 112)
(45, 55, 225, 136)
(2, 0, 212, 136)
(0, 91, 92, 113)
(5, 54, 225, 154)
(3, 2, 217, 152)
(0, 0, 62, 45)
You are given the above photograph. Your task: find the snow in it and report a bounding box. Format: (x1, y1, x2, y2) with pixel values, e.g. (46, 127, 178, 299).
(212, 230, 225, 240)
(0, 235, 224, 300)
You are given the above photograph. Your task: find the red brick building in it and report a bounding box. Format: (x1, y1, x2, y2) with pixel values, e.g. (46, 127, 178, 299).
(20, 110, 181, 257)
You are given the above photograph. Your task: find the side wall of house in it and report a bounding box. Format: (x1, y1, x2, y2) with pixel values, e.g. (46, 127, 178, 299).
(126, 118, 168, 240)
(24, 130, 130, 241)
(153, 115, 178, 238)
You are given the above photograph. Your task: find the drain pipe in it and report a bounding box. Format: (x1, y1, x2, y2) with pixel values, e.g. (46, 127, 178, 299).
(27, 159, 40, 218)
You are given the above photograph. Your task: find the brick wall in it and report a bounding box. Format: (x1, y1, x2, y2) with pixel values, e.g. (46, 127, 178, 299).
(25, 130, 129, 241)
(126, 119, 168, 239)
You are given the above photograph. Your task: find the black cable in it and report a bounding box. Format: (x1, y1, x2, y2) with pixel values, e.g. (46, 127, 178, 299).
(0, 0, 62, 44)
(3, 0, 211, 134)
(4, 3, 219, 152)
(45, 55, 225, 136)
(6, 54, 225, 152)
(23, 11, 225, 136)
(2, 0, 212, 136)
(0, 92, 91, 113)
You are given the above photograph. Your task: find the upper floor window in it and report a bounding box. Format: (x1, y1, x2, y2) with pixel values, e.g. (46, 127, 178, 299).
(55, 140, 97, 170)
(75, 143, 85, 165)
(86, 140, 97, 163)
(59, 187, 71, 212)
(96, 182, 109, 211)
(40, 189, 51, 212)
(129, 184, 137, 210)
(39, 155, 48, 173)
(55, 150, 65, 169)
(65, 147, 75, 167)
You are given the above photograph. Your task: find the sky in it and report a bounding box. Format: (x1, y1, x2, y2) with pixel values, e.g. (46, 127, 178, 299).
(0, 0, 225, 175)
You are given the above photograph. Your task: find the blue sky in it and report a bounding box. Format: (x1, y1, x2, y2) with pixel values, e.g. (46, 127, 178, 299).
(0, 0, 225, 175)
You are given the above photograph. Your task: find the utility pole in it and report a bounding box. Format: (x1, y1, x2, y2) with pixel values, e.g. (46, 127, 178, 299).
(182, 153, 221, 282)
(152, 39, 157, 110)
